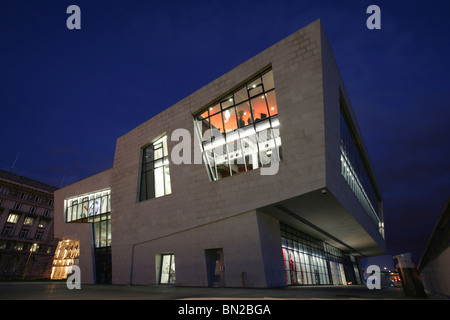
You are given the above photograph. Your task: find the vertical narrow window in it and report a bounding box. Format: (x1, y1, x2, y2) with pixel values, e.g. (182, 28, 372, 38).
(159, 253, 176, 284)
(1, 226, 14, 237)
(19, 228, 29, 239)
(140, 135, 172, 201)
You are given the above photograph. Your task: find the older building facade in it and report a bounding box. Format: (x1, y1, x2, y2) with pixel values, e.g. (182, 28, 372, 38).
(54, 20, 386, 287)
(0, 170, 58, 280)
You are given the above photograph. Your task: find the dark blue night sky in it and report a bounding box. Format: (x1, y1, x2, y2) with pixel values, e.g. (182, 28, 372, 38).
(1, 0, 449, 265)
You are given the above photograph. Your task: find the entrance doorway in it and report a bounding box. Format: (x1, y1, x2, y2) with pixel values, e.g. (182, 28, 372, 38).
(159, 253, 176, 284)
(205, 249, 225, 287)
(329, 261, 347, 285)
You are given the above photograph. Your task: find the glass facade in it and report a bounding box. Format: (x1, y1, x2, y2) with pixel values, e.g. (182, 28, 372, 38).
(194, 69, 282, 181)
(50, 239, 80, 280)
(64, 189, 112, 283)
(281, 224, 361, 286)
(140, 135, 172, 201)
(339, 106, 383, 236)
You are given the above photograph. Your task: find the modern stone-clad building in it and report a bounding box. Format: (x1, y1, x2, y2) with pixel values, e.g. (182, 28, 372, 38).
(54, 19, 386, 287)
(418, 199, 450, 298)
(0, 170, 58, 280)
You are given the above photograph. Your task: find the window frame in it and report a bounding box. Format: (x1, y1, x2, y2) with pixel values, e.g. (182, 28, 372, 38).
(159, 253, 176, 285)
(65, 189, 111, 223)
(7, 213, 20, 224)
(139, 135, 172, 202)
(194, 68, 281, 181)
(23, 216, 35, 226)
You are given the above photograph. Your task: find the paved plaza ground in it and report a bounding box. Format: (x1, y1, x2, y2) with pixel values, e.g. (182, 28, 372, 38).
(1, 282, 446, 318)
(0, 282, 445, 300)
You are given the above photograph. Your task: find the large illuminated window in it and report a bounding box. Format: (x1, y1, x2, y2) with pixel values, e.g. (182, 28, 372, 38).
(159, 253, 176, 284)
(65, 189, 111, 223)
(281, 224, 361, 286)
(194, 69, 282, 181)
(51, 239, 80, 280)
(139, 135, 172, 201)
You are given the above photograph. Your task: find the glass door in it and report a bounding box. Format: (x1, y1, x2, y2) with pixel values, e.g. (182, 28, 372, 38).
(159, 254, 176, 284)
(205, 249, 226, 287)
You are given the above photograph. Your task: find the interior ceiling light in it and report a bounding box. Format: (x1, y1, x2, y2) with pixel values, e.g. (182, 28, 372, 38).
(224, 109, 231, 123)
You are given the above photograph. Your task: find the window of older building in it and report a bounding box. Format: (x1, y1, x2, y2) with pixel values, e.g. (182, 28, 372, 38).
(23, 216, 34, 226)
(7, 213, 20, 223)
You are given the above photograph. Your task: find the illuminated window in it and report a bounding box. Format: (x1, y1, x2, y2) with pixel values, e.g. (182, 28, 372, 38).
(7, 213, 20, 223)
(93, 215, 111, 248)
(23, 217, 34, 226)
(194, 69, 282, 181)
(64, 189, 111, 283)
(139, 135, 172, 201)
(159, 253, 176, 284)
(50, 240, 80, 280)
(65, 189, 111, 223)
(30, 243, 39, 252)
(280, 224, 361, 286)
(38, 219, 48, 228)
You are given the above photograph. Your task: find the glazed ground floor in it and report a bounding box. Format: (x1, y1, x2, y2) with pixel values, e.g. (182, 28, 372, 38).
(59, 210, 364, 287)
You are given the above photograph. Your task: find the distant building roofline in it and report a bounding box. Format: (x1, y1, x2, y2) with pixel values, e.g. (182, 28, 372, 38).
(0, 169, 58, 193)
